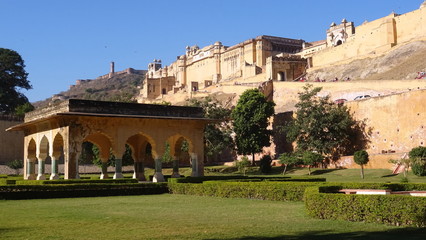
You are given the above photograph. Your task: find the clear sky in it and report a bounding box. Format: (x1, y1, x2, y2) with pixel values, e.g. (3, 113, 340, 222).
(1, 0, 424, 102)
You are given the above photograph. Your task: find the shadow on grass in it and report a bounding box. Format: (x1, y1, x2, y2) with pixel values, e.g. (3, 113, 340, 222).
(310, 168, 343, 175)
(205, 227, 426, 240)
(381, 173, 399, 178)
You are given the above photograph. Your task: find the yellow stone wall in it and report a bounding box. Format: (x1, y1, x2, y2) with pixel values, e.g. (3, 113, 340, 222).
(0, 119, 24, 163)
(346, 89, 426, 155)
(309, 6, 426, 69)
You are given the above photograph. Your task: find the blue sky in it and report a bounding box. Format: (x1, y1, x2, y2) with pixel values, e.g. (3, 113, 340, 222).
(1, 0, 424, 102)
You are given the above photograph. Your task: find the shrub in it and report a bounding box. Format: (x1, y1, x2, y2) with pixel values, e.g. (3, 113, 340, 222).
(305, 185, 426, 227)
(169, 181, 326, 201)
(259, 155, 272, 174)
(235, 156, 251, 175)
(7, 159, 23, 175)
(409, 146, 426, 176)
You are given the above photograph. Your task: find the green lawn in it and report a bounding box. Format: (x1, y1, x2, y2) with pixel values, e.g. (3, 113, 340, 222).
(204, 166, 426, 183)
(1, 194, 425, 240)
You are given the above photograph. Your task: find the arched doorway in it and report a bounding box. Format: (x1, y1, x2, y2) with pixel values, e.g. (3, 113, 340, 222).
(83, 132, 113, 179)
(26, 139, 37, 180)
(50, 133, 64, 180)
(277, 71, 286, 81)
(127, 133, 156, 180)
(37, 136, 49, 180)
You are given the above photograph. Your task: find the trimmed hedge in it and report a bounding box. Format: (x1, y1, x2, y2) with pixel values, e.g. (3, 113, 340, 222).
(169, 181, 324, 201)
(305, 185, 426, 227)
(0, 183, 168, 200)
(15, 178, 138, 185)
(169, 176, 326, 184)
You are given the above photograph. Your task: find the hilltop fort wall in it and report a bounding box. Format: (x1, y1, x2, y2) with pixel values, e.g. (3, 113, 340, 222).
(305, 4, 426, 69)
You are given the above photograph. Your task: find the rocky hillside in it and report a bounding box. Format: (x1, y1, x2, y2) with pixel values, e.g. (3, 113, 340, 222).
(34, 71, 146, 108)
(307, 41, 426, 81)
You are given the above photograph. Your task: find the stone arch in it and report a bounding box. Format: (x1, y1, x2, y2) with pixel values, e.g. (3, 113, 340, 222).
(52, 133, 64, 159)
(84, 132, 113, 161)
(50, 133, 64, 179)
(174, 136, 191, 166)
(38, 136, 50, 161)
(167, 134, 194, 156)
(277, 71, 286, 81)
(36, 136, 50, 180)
(26, 138, 37, 180)
(126, 133, 157, 168)
(27, 138, 37, 160)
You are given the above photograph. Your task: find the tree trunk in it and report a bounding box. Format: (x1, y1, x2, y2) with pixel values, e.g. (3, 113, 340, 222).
(282, 164, 288, 175)
(361, 165, 364, 179)
(308, 166, 311, 175)
(252, 153, 256, 166)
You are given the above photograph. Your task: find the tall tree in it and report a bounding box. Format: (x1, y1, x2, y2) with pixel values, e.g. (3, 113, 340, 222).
(232, 89, 275, 165)
(285, 84, 363, 162)
(187, 96, 234, 163)
(0, 48, 32, 114)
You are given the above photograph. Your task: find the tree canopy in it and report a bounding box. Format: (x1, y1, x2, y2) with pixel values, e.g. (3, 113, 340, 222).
(285, 84, 367, 161)
(231, 89, 275, 165)
(0, 48, 32, 114)
(187, 96, 234, 163)
(354, 150, 369, 179)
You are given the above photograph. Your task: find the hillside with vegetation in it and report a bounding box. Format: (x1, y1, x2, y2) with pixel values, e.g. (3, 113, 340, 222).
(33, 71, 146, 108)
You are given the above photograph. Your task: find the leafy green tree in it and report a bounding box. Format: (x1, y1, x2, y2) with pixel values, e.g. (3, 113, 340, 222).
(122, 144, 134, 166)
(161, 142, 173, 163)
(259, 155, 272, 174)
(302, 151, 324, 175)
(409, 146, 426, 176)
(279, 152, 300, 175)
(14, 102, 34, 117)
(354, 150, 369, 179)
(0, 48, 32, 114)
(232, 89, 275, 165)
(285, 84, 365, 162)
(187, 96, 234, 163)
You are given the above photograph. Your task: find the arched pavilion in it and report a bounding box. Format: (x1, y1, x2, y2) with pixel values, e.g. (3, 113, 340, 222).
(7, 99, 211, 180)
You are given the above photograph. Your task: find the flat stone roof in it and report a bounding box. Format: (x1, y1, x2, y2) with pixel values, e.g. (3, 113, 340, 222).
(24, 99, 205, 122)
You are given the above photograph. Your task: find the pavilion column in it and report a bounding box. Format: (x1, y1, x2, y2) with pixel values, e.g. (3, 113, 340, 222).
(75, 157, 80, 179)
(171, 157, 181, 178)
(26, 158, 36, 180)
(113, 158, 124, 179)
(100, 158, 109, 179)
(36, 156, 46, 180)
(49, 155, 60, 180)
(190, 152, 201, 177)
(133, 161, 146, 181)
(153, 158, 165, 182)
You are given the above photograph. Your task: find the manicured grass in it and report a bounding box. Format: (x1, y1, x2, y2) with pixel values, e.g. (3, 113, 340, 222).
(1, 194, 425, 240)
(226, 166, 426, 183)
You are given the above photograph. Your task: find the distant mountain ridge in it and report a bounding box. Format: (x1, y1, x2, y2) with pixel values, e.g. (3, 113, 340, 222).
(34, 69, 147, 108)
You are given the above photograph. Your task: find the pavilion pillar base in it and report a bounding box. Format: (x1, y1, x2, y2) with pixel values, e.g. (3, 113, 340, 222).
(49, 173, 60, 180)
(153, 172, 165, 182)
